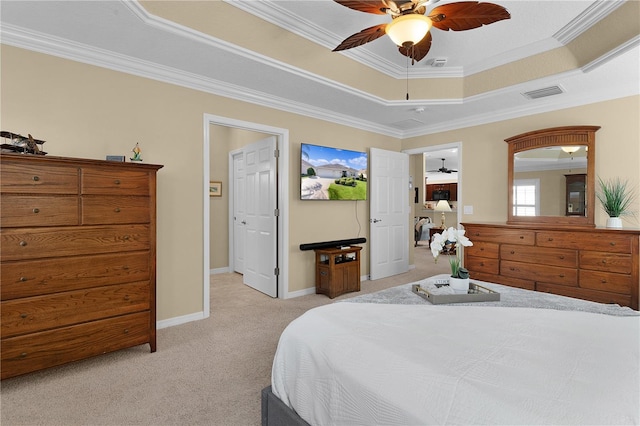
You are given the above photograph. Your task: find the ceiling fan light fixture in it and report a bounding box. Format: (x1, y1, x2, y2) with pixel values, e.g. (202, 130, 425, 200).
(385, 14, 432, 47)
(561, 146, 580, 154)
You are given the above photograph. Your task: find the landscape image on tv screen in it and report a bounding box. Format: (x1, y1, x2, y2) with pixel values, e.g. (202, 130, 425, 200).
(301, 143, 368, 200)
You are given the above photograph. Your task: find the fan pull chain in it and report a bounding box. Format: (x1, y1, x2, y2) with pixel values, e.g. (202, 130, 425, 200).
(406, 52, 410, 100)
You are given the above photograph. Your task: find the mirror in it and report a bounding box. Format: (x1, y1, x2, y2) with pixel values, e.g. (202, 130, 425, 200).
(506, 126, 599, 227)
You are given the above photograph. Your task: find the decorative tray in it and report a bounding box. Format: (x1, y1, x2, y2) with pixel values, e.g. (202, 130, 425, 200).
(411, 282, 500, 305)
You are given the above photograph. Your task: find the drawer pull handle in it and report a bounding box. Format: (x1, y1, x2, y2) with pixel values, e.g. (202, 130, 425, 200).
(123, 265, 129, 270)
(114, 207, 121, 213)
(559, 274, 565, 278)
(124, 329, 129, 334)
(610, 242, 616, 246)
(510, 250, 515, 255)
(320, 271, 327, 276)
(602, 259, 607, 264)
(480, 262, 485, 266)
(601, 279, 608, 284)
(19, 276, 27, 282)
(20, 313, 28, 319)
(32, 176, 40, 182)
(519, 236, 524, 239)
(20, 353, 27, 358)
(475, 232, 480, 236)
(510, 267, 515, 271)
(123, 235, 130, 240)
(114, 179, 121, 185)
(19, 241, 27, 247)
(548, 237, 554, 241)
(559, 255, 565, 259)
(124, 295, 130, 301)
(480, 248, 484, 251)
(32, 208, 40, 214)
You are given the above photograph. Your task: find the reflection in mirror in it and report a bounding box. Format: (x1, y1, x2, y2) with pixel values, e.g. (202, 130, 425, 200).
(506, 126, 599, 227)
(513, 146, 587, 217)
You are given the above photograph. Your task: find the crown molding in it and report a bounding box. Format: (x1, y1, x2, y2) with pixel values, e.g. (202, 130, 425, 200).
(2, 1, 637, 141)
(553, 0, 625, 45)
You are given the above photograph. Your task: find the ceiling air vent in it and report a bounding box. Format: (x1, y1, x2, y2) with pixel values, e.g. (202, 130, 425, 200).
(522, 85, 565, 100)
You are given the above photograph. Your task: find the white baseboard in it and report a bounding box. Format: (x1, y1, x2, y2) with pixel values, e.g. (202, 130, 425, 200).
(210, 267, 230, 275)
(285, 286, 316, 299)
(157, 311, 206, 329)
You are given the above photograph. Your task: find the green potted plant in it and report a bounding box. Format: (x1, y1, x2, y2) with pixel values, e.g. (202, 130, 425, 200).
(596, 177, 637, 228)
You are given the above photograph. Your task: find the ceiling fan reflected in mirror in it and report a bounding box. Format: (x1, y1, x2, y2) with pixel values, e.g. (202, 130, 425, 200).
(332, 0, 511, 64)
(428, 158, 457, 173)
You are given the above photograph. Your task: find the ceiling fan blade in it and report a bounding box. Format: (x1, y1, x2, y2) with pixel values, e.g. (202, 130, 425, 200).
(398, 31, 432, 62)
(428, 1, 510, 32)
(333, 1, 389, 15)
(333, 24, 388, 51)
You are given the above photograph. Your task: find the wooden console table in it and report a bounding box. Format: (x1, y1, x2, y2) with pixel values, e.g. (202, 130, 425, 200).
(315, 246, 362, 299)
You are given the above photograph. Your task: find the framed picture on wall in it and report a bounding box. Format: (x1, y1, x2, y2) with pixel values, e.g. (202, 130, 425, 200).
(209, 181, 222, 197)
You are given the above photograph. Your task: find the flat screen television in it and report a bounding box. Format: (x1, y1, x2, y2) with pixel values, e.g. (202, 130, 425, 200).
(300, 143, 368, 200)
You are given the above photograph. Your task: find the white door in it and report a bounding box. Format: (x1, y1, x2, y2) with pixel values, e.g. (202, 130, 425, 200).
(232, 151, 245, 274)
(243, 136, 278, 297)
(369, 148, 409, 280)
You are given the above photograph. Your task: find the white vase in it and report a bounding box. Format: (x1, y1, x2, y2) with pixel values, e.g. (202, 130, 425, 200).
(606, 217, 622, 229)
(449, 276, 470, 294)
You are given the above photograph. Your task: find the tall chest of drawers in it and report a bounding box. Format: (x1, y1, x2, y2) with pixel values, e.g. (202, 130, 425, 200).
(1, 154, 163, 379)
(462, 223, 640, 310)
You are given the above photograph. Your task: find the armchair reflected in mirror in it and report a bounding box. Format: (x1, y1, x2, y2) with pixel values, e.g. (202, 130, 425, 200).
(506, 126, 599, 227)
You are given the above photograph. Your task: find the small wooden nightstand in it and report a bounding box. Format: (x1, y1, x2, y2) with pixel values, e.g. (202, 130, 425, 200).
(314, 246, 362, 299)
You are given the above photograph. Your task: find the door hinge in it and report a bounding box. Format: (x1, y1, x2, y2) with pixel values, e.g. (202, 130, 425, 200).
(274, 208, 279, 217)
(274, 267, 280, 276)
(274, 148, 279, 158)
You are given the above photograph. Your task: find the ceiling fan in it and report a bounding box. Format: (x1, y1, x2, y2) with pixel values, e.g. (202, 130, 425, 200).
(332, 0, 511, 64)
(428, 158, 458, 173)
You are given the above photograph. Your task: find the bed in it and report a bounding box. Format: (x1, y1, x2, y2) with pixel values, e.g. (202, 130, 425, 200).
(263, 278, 640, 426)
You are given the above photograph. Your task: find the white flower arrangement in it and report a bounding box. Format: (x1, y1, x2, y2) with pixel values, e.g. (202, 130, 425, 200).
(430, 227, 473, 278)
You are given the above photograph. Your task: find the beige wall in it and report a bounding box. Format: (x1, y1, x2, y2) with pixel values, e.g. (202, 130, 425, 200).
(401, 96, 640, 229)
(1, 45, 400, 322)
(3, 45, 639, 324)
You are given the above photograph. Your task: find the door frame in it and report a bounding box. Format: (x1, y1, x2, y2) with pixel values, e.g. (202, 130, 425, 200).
(203, 114, 290, 317)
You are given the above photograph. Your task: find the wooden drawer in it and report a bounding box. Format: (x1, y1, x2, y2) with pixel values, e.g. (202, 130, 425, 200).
(536, 231, 632, 253)
(501, 260, 578, 286)
(579, 270, 631, 295)
(0, 195, 79, 227)
(0, 225, 150, 261)
(501, 244, 577, 268)
(1, 311, 151, 379)
(579, 251, 632, 274)
(0, 163, 79, 194)
(471, 271, 535, 291)
(82, 196, 150, 225)
(82, 169, 150, 195)
(1, 251, 150, 300)
(537, 282, 631, 307)
(1, 281, 150, 338)
(465, 241, 498, 259)
(465, 255, 499, 274)
(465, 226, 534, 245)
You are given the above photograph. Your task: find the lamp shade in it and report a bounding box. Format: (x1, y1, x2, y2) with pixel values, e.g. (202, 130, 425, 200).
(434, 200, 452, 212)
(385, 14, 432, 47)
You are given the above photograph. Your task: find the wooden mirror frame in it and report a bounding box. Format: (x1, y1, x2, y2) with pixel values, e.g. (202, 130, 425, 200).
(506, 125, 600, 227)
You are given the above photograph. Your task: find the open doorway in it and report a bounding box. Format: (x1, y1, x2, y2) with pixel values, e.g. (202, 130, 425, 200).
(203, 114, 290, 318)
(404, 142, 462, 261)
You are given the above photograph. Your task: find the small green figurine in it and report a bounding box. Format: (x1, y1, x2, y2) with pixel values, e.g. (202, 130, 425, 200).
(131, 143, 142, 161)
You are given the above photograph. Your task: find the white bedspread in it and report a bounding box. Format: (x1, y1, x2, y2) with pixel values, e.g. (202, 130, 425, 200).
(272, 303, 640, 425)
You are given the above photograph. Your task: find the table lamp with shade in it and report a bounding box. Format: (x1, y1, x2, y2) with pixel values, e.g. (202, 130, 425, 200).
(434, 200, 452, 228)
